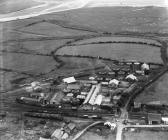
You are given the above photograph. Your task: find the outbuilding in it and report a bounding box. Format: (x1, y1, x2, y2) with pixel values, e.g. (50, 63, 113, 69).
(126, 74, 137, 81)
(63, 77, 76, 84)
(147, 113, 161, 125)
(141, 63, 150, 75)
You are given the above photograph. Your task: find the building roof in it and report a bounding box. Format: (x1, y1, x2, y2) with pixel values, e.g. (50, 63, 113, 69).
(39, 137, 51, 140)
(63, 77, 76, 84)
(141, 63, 150, 70)
(51, 129, 63, 138)
(31, 81, 40, 88)
(162, 117, 168, 122)
(126, 74, 137, 81)
(109, 79, 119, 85)
(67, 84, 81, 90)
(94, 95, 103, 105)
(148, 113, 161, 122)
(113, 95, 121, 100)
(89, 77, 95, 80)
(67, 123, 76, 130)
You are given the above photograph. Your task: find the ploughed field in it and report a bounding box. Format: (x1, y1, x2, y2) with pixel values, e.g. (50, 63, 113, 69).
(56, 36, 162, 64)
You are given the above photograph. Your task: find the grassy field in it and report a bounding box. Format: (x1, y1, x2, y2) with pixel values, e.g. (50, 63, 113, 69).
(135, 72, 168, 104)
(40, 7, 168, 33)
(1, 30, 42, 42)
(56, 43, 162, 63)
(123, 130, 168, 140)
(21, 39, 72, 54)
(0, 71, 29, 91)
(2, 53, 57, 74)
(19, 21, 96, 37)
(46, 56, 107, 78)
(2, 39, 72, 54)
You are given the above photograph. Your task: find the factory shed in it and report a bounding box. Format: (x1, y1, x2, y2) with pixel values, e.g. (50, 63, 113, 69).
(147, 113, 161, 125)
(63, 77, 76, 84)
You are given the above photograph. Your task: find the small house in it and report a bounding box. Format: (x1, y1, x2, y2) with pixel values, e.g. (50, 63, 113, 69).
(147, 113, 161, 125)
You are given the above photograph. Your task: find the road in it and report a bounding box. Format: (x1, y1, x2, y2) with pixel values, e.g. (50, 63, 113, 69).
(72, 121, 104, 140)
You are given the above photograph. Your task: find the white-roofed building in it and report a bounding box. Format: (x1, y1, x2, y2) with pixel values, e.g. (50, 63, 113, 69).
(51, 129, 64, 139)
(94, 94, 103, 105)
(161, 117, 168, 124)
(33, 86, 42, 92)
(25, 86, 33, 92)
(126, 74, 137, 81)
(63, 77, 76, 84)
(141, 63, 150, 75)
(89, 77, 95, 80)
(89, 84, 101, 105)
(109, 79, 120, 85)
(141, 63, 150, 70)
(31, 81, 40, 88)
(104, 121, 116, 130)
(61, 133, 69, 140)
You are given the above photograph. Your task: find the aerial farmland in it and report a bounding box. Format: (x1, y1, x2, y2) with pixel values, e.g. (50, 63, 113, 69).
(0, 3, 168, 140)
